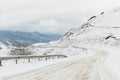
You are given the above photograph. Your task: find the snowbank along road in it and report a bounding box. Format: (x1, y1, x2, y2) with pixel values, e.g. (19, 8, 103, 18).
(2, 49, 112, 80)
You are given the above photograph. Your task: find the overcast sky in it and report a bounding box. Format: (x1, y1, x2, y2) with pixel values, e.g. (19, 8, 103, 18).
(0, 0, 120, 34)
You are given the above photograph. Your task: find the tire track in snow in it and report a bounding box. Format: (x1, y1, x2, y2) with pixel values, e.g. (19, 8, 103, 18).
(89, 50, 114, 80)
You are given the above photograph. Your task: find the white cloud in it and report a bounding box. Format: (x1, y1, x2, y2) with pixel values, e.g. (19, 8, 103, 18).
(0, 0, 120, 33)
(31, 19, 66, 33)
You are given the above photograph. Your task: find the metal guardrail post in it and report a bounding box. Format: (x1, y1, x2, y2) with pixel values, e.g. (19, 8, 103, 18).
(45, 57, 48, 60)
(0, 60, 2, 66)
(28, 58, 30, 63)
(38, 58, 40, 61)
(15, 59, 18, 64)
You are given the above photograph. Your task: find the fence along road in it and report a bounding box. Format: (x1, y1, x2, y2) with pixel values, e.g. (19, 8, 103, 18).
(0, 55, 67, 66)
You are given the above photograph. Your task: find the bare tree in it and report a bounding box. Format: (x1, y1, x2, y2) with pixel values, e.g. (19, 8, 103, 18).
(10, 47, 32, 55)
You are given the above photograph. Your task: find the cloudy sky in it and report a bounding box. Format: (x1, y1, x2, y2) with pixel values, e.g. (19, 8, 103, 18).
(0, 0, 120, 34)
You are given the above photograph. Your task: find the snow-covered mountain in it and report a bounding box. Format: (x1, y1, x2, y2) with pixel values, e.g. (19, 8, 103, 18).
(59, 7, 120, 47)
(1, 7, 120, 56)
(28, 7, 120, 56)
(0, 31, 62, 56)
(0, 31, 62, 47)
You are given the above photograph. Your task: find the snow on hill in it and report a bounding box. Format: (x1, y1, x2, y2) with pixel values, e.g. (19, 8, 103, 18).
(0, 31, 62, 56)
(1, 7, 120, 56)
(59, 7, 120, 47)
(0, 31, 62, 47)
(91, 7, 120, 27)
(0, 42, 10, 56)
(29, 7, 120, 56)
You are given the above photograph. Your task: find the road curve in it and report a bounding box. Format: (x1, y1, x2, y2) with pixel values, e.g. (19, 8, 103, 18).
(3, 49, 113, 80)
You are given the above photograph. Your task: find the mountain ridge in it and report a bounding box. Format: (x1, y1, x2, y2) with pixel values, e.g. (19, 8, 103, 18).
(0, 31, 62, 47)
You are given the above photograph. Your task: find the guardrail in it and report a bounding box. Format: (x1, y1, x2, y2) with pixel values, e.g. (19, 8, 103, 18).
(0, 55, 67, 66)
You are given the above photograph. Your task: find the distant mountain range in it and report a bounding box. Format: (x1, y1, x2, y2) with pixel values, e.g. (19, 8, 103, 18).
(0, 31, 62, 47)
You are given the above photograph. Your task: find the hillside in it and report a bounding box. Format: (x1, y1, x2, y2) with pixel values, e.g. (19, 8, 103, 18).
(0, 31, 62, 47)
(28, 7, 120, 56)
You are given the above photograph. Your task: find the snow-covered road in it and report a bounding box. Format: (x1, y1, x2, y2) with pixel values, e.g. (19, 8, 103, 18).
(2, 49, 113, 80)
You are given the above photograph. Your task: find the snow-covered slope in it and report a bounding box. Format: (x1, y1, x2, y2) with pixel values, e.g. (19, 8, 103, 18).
(91, 7, 120, 27)
(59, 7, 120, 47)
(29, 7, 120, 56)
(0, 42, 10, 56)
